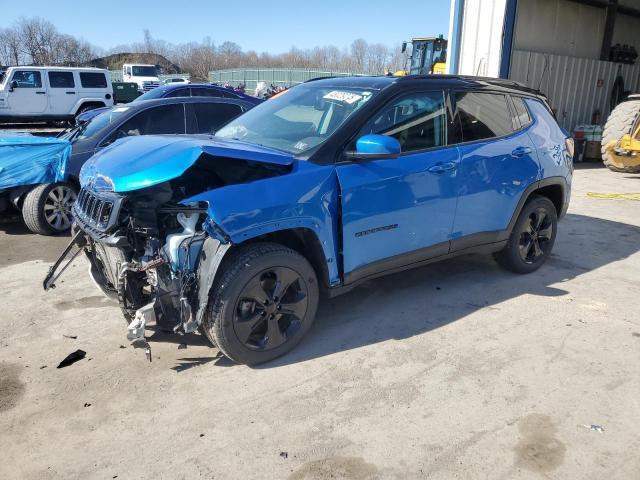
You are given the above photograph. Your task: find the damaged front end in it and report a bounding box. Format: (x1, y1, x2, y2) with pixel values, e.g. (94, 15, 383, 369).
(44, 135, 295, 348)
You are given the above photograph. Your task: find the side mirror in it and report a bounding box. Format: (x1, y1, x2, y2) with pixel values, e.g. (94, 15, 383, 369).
(401, 42, 407, 53)
(345, 134, 401, 161)
(8, 80, 18, 92)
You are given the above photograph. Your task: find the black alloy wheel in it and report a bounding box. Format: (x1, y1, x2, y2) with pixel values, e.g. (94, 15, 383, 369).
(518, 207, 554, 264)
(234, 266, 309, 351)
(494, 195, 558, 274)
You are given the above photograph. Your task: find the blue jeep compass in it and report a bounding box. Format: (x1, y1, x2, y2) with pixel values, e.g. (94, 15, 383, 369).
(45, 75, 573, 365)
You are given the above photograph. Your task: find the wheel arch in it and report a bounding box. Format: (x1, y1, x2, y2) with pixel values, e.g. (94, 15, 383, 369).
(507, 177, 567, 235)
(72, 100, 106, 115)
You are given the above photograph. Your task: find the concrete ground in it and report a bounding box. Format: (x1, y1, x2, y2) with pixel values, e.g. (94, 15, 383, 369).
(1, 164, 638, 479)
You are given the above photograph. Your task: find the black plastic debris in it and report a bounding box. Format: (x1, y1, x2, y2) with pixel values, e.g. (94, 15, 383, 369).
(178, 343, 187, 350)
(199, 433, 205, 438)
(40, 365, 47, 369)
(63, 334, 78, 339)
(119, 345, 126, 349)
(84, 403, 91, 407)
(57, 349, 86, 368)
(280, 452, 288, 459)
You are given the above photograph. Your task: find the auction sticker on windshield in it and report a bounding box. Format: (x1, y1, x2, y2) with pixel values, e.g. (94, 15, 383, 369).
(323, 91, 363, 104)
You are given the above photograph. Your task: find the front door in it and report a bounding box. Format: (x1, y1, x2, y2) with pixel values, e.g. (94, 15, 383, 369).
(7, 69, 47, 115)
(336, 90, 459, 282)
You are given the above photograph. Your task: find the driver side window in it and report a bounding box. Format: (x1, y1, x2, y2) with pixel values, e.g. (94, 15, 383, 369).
(358, 91, 446, 153)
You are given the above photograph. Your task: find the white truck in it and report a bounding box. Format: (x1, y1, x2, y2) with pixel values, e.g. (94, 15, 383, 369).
(122, 64, 160, 93)
(0, 66, 113, 123)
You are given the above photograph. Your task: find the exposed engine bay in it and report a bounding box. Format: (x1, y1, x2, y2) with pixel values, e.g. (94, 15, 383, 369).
(44, 153, 291, 350)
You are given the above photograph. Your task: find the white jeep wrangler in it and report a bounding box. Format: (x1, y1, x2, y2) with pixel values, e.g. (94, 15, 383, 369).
(0, 66, 113, 123)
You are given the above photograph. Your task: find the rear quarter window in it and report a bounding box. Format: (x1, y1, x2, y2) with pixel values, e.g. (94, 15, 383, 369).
(80, 72, 108, 88)
(48, 71, 75, 88)
(512, 96, 533, 128)
(454, 92, 514, 142)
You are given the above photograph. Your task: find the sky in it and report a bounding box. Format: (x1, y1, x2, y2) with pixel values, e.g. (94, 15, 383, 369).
(2, 0, 452, 53)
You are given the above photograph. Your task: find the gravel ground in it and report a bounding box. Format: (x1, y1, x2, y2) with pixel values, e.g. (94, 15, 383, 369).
(1, 164, 638, 479)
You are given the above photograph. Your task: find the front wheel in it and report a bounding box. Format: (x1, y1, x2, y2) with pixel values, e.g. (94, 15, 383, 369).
(22, 182, 77, 235)
(494, 195, 558, 274)
(202, 242, 319, 365)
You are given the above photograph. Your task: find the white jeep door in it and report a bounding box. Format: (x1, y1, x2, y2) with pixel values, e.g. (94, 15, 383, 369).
(7, 69, 47, 115)
(46, 71, 78, 115)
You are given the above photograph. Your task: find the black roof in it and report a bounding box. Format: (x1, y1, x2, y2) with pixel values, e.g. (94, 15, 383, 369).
(305, 74, 543, 97)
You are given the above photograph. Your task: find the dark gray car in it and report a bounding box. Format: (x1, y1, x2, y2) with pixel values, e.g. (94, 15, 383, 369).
(10, 97, 254, 235)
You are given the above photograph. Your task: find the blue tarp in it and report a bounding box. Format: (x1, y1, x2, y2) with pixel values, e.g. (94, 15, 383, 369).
(0, 132, 71, 190)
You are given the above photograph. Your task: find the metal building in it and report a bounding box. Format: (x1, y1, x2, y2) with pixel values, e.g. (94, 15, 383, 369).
(447, 0, 640, 131)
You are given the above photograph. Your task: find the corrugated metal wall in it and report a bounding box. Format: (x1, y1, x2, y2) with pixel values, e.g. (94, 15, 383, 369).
(510, 49, 640, 131)
(449, 0, 508, 77)
(208, 69, 370, 93)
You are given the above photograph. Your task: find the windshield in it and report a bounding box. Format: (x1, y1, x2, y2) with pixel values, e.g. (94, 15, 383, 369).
(216, 84, 376, 155)
(134, 87, 170, 102)
(132, 66, 158, 77)
(63, 107, 129, 141)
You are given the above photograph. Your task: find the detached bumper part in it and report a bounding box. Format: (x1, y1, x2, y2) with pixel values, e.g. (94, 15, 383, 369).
(127, 302, 156, 362)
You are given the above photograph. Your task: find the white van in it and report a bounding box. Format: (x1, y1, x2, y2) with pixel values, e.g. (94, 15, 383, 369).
(0, 66, 113, 123)
(122, 64, 160, 93)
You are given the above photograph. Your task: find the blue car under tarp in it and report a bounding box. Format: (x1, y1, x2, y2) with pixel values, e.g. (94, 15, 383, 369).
(0, 133, 71, 190)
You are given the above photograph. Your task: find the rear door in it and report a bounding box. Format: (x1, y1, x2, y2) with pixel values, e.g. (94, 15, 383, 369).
(7, 69, 47, 115)
(451, 91, 539, 243)
(47, 71, 77, 114)
(336, 90, 460, 281)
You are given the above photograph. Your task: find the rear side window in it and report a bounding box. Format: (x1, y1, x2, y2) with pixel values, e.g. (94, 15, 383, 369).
(193, 103, 243, 133)
(191, 87, 222, 98)
(455, 92, 513, 142)
(48, 71, 75, 88)
(358, 91, 446, 153)
(80, 72, 108, 88)
(512, 96, 532, 128)
(165, 88, 190, 98)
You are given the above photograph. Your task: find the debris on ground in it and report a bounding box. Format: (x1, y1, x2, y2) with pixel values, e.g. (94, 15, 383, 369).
(280, 452, 288, 459)
(62, 334, 77, 339)
(119, 345, 126, 349)
(40, 365, 47, 369)
(84, 403, 91, 407)
(56, 349, 86, 368)
(582, 424, 605, 433)
(178, 343, 187, 350)
(200, 433, 205, 438)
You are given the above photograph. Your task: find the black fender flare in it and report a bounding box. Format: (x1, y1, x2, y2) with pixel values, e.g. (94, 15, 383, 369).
(506, 176, 567, 236)
(192, 237, 232, 329)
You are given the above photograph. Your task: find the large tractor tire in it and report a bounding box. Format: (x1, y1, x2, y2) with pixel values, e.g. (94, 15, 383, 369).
(601, 97, 640, 173)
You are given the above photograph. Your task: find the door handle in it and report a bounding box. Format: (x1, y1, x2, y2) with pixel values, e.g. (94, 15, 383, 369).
(66, 91, 76, 94)
(35, 91, 46, 95)
(511, 146, 532, 157)
(428, 162, 457, 174)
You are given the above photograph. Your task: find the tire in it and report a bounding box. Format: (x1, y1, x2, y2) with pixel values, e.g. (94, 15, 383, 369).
(22, 182, 77, 235)
(601, 98, 640, 173)
(202, 242, 319, 365)
(494, 195, 558, 274)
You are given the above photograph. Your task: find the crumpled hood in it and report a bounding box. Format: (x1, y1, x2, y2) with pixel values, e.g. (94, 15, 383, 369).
(79, 135, 295, 193)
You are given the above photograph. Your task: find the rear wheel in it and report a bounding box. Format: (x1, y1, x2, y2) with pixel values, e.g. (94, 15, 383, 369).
(601, 98, 640, 173)
(202, 242, 319, 365)
(495, 195, 557, 273)
(22, 182, 77, 235)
